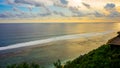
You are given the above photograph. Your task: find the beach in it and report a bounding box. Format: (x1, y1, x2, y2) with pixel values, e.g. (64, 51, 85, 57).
(0, 31, 116, 68)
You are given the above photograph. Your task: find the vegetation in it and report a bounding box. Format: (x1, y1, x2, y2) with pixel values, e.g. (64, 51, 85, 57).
(6, 62, 43, 68)
(2, 44, 120, 68)
(53, 59, 62, 68)
(63, 44, 120, 68)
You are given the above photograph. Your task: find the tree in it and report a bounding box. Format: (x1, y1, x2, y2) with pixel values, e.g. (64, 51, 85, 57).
(54, 59, 62, 68)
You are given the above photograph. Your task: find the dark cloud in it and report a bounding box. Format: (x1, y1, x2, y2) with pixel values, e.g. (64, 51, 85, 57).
(69, 7, 85, 17)
(13, 0, 68, 8)
(60, 0, 68, 4)
(15, 0, 51, 11)
(0, 11, 36, 18)
(53, 11, 66, 16)
(104, 3, 120, 18)
(104, 3, 115, 11)
(14, 0, 42, 7)
(14, 0, 52, 17)
(39, 12, 51, 17)
(5, 0, 68, 18)
(72, 14, 84, 17)
(82, 2, 91, 9)
(108, 11, 120, 17)
(69, 7, 79, 13)
(53, 0, 67, 8)
(69, 7, 104, 17)
(0, 13, 9, 18)
(93, 11, 104, 17)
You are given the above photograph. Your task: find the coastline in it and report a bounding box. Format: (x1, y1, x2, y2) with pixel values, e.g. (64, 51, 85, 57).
(0, 31, 114, 51)
(0, 32, 117, 68)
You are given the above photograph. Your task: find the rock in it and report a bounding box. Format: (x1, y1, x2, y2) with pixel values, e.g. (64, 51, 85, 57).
(107, 31, 120, 49)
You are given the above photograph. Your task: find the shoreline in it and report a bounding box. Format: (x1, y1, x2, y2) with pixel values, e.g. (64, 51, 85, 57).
(0, 32, 117, 68)
(0, 31, 114, 51)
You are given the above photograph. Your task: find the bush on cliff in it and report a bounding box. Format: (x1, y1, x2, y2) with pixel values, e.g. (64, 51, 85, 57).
(63, 45, 120, 68)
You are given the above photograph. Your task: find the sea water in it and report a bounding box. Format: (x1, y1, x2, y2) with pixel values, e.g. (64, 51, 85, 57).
(0, 22, 120, 68)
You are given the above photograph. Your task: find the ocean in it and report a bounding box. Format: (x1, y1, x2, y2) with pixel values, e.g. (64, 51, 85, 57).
(0, 22, 120, 68)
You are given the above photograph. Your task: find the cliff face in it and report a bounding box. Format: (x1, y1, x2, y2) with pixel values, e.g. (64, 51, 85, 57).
(107, 31, 120, 46)
(63, 45, 120, 68)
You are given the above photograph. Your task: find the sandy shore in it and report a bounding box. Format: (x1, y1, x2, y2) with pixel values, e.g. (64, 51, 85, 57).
(0, 32, 117, 68)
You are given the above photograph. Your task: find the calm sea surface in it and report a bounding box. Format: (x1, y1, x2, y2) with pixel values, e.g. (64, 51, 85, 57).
(0, 23, 120, 47)
(0, 22, 120, 68)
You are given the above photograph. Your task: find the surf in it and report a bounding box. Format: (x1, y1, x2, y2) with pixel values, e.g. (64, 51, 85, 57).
(0, 31, 114, 51)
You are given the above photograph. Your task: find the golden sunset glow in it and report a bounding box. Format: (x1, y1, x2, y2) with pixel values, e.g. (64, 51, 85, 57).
(0, 0, 120, 23)
(0, 17, 117, 23)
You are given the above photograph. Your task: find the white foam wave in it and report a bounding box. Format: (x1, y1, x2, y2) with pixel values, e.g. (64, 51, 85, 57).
(0, 31, 114, 51)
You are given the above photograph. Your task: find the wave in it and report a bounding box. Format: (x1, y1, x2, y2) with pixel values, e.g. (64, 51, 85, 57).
(0, 31, 114, 51)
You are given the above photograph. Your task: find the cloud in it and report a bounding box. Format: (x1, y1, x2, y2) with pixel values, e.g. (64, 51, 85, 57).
(82, 2, 91, 9)
(104, 3, 115, 11)
(42, 5, 51, 12)
(14, 0, 54, 7)
(69, 7, 105, 17)
(3, 0, 120, 19)
(104, 3, 120, 18)
(69, 7, 79, 13)
(53, 11, 66, 16)
(27, 6, 33, 11)
(68, 7, 85, 17)
(7, 0, 53, 17)
(5, 0, 85, 18)
(13, 0, 68, 8)
(108, 11, 120, 17)
(13, 7, 25, 15)
(6, 0, 15, 5)
(13, 0, 68, 17)
(53, 0, 67, 8)
(0, 12, 16, 18)
(39, 12, 51, 17)
(60, 0, 68, 4)
(93, 11, 104, 17)
(0, 13, 10, 18)
(0, 11, 36, 19)
(14, 0, 41, 7)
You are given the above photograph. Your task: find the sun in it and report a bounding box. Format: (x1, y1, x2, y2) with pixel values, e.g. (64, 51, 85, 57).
(67, 0, 82, 7)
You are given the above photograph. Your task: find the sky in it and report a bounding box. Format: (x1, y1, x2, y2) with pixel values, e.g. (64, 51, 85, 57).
(0, 0, 120, 23)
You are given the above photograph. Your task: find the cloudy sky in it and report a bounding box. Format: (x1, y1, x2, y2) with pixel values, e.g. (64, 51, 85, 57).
(0, 0, 120, 23)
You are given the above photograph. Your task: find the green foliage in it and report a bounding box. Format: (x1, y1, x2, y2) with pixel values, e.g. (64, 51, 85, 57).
(54, 59, 62, 68)
(63, 44, 120, 68)
(6, 62, 43, 68)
